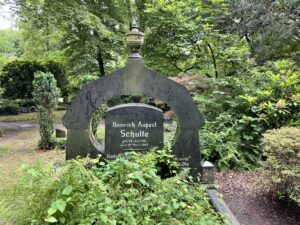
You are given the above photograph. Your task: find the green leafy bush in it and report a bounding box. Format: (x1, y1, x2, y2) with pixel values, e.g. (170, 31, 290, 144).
(197, 60, 300, 170)
(20, 98, 36, 108)
(0, 100, 20, 115)
(32, 71, 60, 149)
(195, 75, 261, 170)
(200, 113, 256, 170)
(68, 73, 99, 99)
(9, 152, 225, 225)
(44, 61, 68, 96)
(0, 60, 67, 99)
(194, 76, 249, 121)
(239, 60, 300, 130)
(0, 127, 3, 137)
(261, 127, 300, 205)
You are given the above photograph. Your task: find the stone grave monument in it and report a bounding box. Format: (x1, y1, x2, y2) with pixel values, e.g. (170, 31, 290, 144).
(63, 22, 209, 180)
(105, 103, 164, 159)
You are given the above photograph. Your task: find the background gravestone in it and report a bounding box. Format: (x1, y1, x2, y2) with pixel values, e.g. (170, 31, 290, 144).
(105, 103, 163, 159)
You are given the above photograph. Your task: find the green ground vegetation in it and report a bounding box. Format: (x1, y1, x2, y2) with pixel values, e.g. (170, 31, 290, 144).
(198, 60, 300, 170)
(0, 128, 224, 225)
(1, 151, 226, 225)
(0, 129, 64, 224)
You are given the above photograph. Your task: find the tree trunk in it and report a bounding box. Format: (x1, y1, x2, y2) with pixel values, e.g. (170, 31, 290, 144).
(205, 41, 218, 78)
(97, 47, 105, 77)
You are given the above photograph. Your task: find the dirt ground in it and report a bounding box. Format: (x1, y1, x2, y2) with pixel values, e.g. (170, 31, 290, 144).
(0, 129, 65, 188)
(215, 171, 300, 225)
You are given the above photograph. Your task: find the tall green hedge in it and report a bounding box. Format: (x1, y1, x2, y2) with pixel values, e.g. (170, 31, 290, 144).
(0, 60, 67, 99)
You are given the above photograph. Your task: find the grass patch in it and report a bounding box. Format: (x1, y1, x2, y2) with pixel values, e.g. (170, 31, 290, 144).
(96, 127, 105, 144)
(0, 128, 65, 180)
(0, 110, 66, 123)
(0, 146, 10, 157)
(0, 129, 39, 155)
(0, 128, 65, 224)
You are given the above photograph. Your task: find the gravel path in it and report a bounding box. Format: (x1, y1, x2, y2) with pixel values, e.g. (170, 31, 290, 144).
(215, 171, 300, 225)
(0, 122, 105, 130)
(0, 121, 65, 130)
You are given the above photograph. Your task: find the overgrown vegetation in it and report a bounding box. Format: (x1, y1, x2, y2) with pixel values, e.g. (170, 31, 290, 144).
(2, 152, 226, 225)
(32, 71, 60, 149)
(0, 98, 37, 115)
(198, 60, 300, 170)
(261, 127, 300, 206)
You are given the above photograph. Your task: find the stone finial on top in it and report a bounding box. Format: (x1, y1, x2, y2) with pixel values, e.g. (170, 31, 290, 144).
(125, 19, 144, 58)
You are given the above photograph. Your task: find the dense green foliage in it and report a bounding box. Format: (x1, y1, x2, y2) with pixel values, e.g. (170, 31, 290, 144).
(0, 29, 21, 70)
(0, 99, 20, 115)
(5, 0, 253, 77)
(1, 60, 44, 99)
(0, 98, 38, 115)
(198, 60, 300, 170)
(14, 0, 131, 76)
(140, 0, 248, 76)
(261, 127, 300, 206)
(240, 60, 300, 129)
(229, 0, 300, 63)
(0, 60, 67, 99)
(5, 152, 225, 224)
(32, 71, 60, 149)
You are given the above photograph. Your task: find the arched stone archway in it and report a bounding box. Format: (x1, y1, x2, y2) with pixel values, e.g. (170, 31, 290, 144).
(63, 57, 204, 178)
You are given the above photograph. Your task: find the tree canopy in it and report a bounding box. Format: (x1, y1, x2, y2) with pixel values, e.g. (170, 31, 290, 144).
(1, 0, 298, 77)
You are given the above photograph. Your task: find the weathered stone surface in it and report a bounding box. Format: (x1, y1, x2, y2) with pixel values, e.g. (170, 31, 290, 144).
(105, 103, 163, 159)
(63, 57, 204, 179)
(66, 129, 104, 159)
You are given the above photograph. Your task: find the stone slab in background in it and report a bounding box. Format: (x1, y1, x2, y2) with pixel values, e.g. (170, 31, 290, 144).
(56, 128, 66, 138)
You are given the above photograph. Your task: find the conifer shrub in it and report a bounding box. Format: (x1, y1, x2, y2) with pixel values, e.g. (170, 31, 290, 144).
(261, 127, 300, 205)
(32, 71, 60, 149)
(9, 152, 226, 225)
